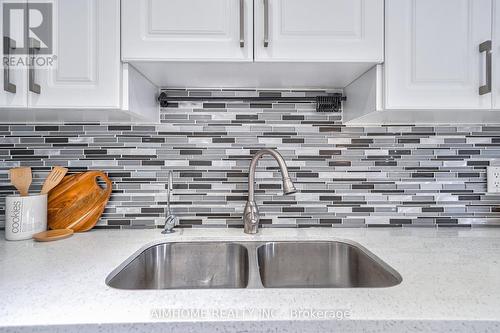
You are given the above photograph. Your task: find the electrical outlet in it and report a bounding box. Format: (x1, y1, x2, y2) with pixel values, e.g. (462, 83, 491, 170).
(487, 167, 500, 193)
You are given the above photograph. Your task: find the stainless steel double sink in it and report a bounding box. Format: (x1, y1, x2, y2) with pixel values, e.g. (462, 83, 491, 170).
(106, 241, 402, 289)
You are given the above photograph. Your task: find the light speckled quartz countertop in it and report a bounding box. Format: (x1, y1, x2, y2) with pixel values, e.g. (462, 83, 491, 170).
(1, 227, 500, 333)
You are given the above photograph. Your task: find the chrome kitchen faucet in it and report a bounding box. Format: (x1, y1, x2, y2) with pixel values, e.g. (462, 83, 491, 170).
(243, 149, 297, 234)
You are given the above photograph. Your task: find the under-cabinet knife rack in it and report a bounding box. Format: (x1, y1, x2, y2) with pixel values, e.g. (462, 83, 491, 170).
(157, 92, 346, 112)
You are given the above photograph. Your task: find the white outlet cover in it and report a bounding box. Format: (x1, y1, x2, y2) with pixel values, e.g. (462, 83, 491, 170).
(487, 167, 500, 193)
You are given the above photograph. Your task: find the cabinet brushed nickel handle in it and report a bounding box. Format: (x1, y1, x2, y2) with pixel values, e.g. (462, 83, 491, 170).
(239, 0, 244, 47)
(479, 40, 492, 95)
(3, 37, 16, 93)
(29, 38, 41, 94)
(263, 0, 269, 47)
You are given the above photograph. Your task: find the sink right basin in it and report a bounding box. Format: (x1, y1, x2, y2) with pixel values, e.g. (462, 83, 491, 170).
(257, 241, 402, 288)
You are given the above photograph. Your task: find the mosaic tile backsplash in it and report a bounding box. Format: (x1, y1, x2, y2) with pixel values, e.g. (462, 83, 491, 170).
(1, 88, 500, 229)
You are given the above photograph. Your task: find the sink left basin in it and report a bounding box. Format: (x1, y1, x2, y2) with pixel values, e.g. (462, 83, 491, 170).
(106, 242, 249, 289)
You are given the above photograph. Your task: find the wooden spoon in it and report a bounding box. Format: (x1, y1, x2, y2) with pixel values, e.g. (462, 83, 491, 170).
(9, 167, 32, 196)
(41, 166, 68, 194)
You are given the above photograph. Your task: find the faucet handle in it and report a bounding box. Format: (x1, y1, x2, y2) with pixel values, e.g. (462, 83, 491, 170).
(162, 214, 178, 234)
(243, 201, 259, 234)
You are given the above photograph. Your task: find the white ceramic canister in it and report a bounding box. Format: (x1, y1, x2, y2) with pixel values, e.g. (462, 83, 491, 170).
(5, 194, 47, 241)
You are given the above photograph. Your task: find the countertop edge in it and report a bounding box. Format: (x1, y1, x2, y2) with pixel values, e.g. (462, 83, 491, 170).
(2, 319, 500, 333)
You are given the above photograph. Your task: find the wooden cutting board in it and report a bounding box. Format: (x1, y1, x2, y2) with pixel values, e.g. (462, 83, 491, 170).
(48, 171, 112, 232)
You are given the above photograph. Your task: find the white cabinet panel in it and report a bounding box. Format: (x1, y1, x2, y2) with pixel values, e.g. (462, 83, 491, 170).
(254, 0, 384, 62)
(122, 0, 253, 61)
(494, 0, 500, 109)
(0, 0, 27, 108)
(385, 0, 492, 109)
(28, 0, 120, 108)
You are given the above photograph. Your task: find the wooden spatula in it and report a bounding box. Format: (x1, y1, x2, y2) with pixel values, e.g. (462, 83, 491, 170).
(9, 167, 32, 196)
(41, 166, 68, 194)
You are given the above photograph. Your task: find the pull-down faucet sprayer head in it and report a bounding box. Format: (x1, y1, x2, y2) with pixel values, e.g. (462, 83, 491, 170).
(282, 177, 297, 195)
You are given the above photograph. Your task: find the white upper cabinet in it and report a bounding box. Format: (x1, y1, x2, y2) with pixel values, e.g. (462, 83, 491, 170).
(254, 0, 384, 62)
(28, 0, 121, 108)
(121, 0, 254, 61)
(121, 0, 384, 88)
(385, 0, 493, 109)
(345, 0, 500, 125)
(0, 0, 27, 107)
(494, 0, 500, 109)
(0, 0, 157, 122)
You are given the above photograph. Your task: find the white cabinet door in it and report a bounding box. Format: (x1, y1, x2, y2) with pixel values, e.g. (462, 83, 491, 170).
(254, 0, 384, 62)
(0, 0, 27, 108)
(494, 0, 500, 109)
(385, 0, 492, 109)
(28, 0, 121, 108)
(121, 0, 253, 61)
